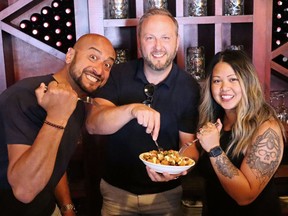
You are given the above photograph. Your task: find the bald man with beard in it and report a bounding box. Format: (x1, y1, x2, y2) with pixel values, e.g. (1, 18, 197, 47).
(0, 34, 115, 216)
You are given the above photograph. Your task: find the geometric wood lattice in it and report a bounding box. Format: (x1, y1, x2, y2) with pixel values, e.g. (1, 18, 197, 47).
(0, 0, 68, 60)
(19, 0, 76, 53)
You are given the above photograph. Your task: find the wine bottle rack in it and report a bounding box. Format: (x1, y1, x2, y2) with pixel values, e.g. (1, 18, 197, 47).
(18, 0, 76, 53)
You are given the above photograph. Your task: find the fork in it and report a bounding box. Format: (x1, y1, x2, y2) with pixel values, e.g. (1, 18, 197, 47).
(187, 122, 219, 145)
(179, 122, 219, 155)
(44, 85, 97, 106)
(154, 139, 164, 152)
(78, 96, 98, 106)
(191, 122, 219, 143)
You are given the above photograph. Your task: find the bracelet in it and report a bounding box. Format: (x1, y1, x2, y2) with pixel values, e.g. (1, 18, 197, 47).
(60, 203, 76, 213)
(44, 120, 65, 130)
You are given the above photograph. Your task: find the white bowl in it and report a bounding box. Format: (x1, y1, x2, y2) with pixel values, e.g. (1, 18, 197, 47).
(139, 152, 195, 174)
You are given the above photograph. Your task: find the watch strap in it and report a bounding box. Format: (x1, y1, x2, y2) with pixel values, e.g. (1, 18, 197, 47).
(208, 146, 223, 157)
(60, 203, 76, 213)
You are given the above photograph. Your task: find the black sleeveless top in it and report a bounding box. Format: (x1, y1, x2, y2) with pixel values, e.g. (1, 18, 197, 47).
(198, 131, 282, 216)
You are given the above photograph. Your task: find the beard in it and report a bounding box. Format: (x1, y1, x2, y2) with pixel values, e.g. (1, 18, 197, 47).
(141, 49, 177, 71)
(69, 59, 94, 94)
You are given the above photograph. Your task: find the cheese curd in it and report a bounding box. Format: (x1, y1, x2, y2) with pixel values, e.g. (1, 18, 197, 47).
(141, 150, 193, 166)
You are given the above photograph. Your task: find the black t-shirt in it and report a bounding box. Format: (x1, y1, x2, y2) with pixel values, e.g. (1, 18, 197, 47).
(0, 75, 86, 216)
(94, 59, 200, 194)
(198, 131, 282, 216)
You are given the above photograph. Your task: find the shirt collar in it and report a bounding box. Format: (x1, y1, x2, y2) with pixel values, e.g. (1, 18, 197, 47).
(135, 58, 177, 88)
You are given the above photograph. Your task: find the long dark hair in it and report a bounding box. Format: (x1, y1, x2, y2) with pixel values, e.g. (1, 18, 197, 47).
(198, 50, 285, 157)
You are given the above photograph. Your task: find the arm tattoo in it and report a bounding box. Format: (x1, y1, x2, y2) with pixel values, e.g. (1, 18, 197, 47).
(215, 155, 239, 179)
(246, 128, 281, 186)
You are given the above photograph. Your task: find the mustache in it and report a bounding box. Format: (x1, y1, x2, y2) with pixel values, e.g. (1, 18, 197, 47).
(83, 69, 103, 83)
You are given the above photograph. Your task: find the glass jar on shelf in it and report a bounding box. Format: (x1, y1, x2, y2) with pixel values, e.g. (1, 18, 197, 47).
(224, 0, 244, 16)
(144, 0, 168, 12)
(109, 0, 129, 19)
(187, 0, 207, 16)
(186, 46, 205, 81)
(115, 48, 129, 64)
(225, 44, 244, 50)
(270, 91, 288, 126)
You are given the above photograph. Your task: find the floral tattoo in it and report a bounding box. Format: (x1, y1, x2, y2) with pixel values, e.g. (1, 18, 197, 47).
(246, 128, 281, 185)
(215, 155, 239, 179)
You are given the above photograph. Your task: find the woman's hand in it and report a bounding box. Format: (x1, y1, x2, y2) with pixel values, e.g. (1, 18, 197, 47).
(197, 119, 222, 152)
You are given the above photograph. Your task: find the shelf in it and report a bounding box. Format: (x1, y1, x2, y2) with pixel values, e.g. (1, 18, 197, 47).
(103, 18, 138, 27)
(177, 15, 253, 25)
(102, 15, 254, 27)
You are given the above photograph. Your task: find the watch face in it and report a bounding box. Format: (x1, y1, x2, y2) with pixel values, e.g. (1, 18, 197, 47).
(209, 146, 223, 157)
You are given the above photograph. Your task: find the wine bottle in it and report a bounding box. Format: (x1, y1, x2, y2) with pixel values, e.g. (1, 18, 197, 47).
(273, 3, 288, 24)
(54, 16, 75, 39)
(43, 33, 52, 43)
(58, 31, 76, 53)
(282, 56, 288, 69)
(62, 0, 74, 15)
(42, 20, 56, 31)
(31, 27, 44, 41)
(40, 6, 56, 32)
(273, 22, 284, 41)
(55, 39, 69, 53)
(19, 20, 32, 34)
(43, 32, 58, 46)
(283, 9, 288, 27)
(41, 6, 54, 18)
(30, 13, 43, 27)
(64, 7, 74, 16)
(41, 31, 65, 52)
(52, 0, 74, 14)
(45, 30, 67, 53)
(53, 12, 62, 22)
(272, 0, 288, 50)
(274, 1, 288, 12)
(54, 10, 74, 24)
(61, 30, 75, 48)
(64, 19, 75, 30)
(51, 0, 62, 11)
(66, 32, 75, 42)
(54, 27, 63, 36)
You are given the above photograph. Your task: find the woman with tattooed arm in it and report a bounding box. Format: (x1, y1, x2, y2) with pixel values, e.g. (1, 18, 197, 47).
(195, 50, 286, 216)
